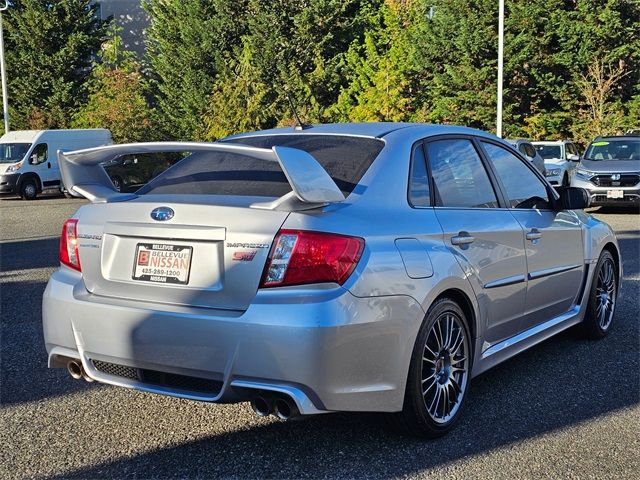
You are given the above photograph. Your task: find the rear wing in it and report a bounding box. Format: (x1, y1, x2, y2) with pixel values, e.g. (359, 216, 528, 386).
(58, 142, 345, 208)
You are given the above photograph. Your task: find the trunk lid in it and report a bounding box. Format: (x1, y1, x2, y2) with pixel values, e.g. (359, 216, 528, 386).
(75, 196, 289, 310)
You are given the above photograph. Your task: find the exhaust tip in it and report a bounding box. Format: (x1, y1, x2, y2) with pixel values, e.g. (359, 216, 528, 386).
(67, 360, 83, 380)
(274, 397, 299, 421)
(251, 396, 272, 417)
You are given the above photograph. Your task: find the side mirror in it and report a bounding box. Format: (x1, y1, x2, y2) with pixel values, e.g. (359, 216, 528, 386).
(557, 187, 590, 210)
(567, 153, 580, 161)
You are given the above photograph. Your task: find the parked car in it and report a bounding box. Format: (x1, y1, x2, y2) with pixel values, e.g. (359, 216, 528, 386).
(570, 135, 640, 208)
(506, 139, 545, 174)
(103, 153, 182, 193)
(0, 129, 112, 199)
(532, 140, 581, 186)
(44, 123, 620, 438)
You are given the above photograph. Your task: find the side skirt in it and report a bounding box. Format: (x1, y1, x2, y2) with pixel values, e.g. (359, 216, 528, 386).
(471, 305, 583, 378)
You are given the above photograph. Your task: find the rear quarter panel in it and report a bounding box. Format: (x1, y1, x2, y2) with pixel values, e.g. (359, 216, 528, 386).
(282, 128, 480, 339)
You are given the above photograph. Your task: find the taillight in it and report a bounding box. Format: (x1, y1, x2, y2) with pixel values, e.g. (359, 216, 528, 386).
(261, 230, 364, 288)
(60, 219, 81, 271)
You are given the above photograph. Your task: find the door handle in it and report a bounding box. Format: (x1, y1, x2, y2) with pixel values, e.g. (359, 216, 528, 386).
(47, 161, 51, 169)
(451, 232, 475, 246)
(526, 229, 542, 241)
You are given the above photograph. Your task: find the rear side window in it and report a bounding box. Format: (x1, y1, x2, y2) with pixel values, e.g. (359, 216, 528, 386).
(427, 139, 499, 208)
(138, 135, 384, 197)
(408, 143, 430, 207)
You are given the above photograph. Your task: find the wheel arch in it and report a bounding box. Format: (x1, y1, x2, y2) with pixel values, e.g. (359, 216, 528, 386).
(17, 172, 42, 193)
(601, 241, 622, 282)
(432, 288, 478, 342)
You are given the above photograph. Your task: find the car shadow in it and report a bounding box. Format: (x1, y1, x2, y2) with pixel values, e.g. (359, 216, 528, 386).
(0, 278, 96, 406)
(0, 237, 60, 271)
(49, 316, 639, 479)
(590, 206, 640, 214)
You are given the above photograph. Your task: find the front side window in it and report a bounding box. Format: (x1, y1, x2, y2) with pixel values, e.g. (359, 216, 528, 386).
(29, 143, 48, 165)
(524, 143, 536, 158)
(482, 142, 551, 210)
(518, 144, 528, 157)
(408, 143, 430, 207)
(426, 139, 498, 208)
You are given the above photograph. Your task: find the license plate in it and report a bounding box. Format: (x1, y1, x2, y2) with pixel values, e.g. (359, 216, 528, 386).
(606, 189, 624, 199)
(132, 243, 193, 285)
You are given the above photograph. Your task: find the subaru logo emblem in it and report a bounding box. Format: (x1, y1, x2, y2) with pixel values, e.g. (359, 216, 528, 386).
(150, 207, 174, 221)
(611, 174, 621, 181)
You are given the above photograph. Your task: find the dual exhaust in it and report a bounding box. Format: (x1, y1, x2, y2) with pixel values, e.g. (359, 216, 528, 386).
(66, 359, 94, 382)
(251, 393, 300, 421)
(68, 359, 298, 420)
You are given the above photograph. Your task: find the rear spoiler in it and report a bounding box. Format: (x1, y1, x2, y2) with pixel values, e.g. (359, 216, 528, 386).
(58, 142, 345, 209)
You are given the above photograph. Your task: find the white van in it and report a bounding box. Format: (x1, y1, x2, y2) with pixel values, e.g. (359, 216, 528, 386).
(0, 129, 112, 199)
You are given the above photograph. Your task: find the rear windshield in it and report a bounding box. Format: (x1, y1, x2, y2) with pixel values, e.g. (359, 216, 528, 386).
(584, 139, 640, 161)
(137, 135, 384, 197)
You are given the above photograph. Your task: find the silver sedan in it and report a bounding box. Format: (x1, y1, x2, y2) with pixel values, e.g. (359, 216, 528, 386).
(43, 123, 620, 438)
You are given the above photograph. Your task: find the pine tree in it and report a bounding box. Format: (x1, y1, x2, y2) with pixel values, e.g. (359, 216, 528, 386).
(239, 0, 380, 125)
(73, 25, 154, 143)
(143, 0, 248, 140)
(330, 0, 416, 122)
(201, 41, 272, 140)
(3, 0, 106, 129)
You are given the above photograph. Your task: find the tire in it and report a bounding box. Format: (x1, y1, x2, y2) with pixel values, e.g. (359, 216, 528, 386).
(580, 250, 618, 339)
(562, 173, 569, 187)
(20, 179, 38, 200)
(391, 297, 472, 438)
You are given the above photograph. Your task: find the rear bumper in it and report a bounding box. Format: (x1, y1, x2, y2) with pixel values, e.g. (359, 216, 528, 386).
(43, 268, 424, 414)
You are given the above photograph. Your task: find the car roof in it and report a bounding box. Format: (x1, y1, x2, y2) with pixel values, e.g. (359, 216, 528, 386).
(591, 135, 640, 142)
(531, 140, 568, 145)
(224, 122, 499, 142)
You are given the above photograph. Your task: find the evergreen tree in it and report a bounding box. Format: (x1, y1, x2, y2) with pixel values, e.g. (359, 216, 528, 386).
(202, 41, 272, 140)
(240, 0, 379, 124)
(330, 0, 415, 122)
(3, 0, 106, 129)
(143, 0, 248, 140)
(73, 25, 154, 143)
(199, 0, 379, 135)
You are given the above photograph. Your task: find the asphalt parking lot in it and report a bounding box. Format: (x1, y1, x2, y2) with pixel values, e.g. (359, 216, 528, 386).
(1, 195, 638, 479)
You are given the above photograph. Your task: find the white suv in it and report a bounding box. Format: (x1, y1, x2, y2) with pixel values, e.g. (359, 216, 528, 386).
(532, 140, 581, 186)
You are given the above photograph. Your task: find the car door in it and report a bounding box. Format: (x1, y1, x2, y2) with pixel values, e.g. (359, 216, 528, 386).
(479, 140, 585, 331)
(565, 142, 580, 176)
(425, 137, 528, 345)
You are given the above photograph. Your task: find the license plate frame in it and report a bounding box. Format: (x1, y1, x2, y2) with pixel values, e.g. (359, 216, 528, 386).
(606, 189, 624, 199)
(132, 243, 193, 285)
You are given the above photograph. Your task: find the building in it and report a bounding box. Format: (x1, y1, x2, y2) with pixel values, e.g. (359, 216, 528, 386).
(95, 0, 149, 55)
